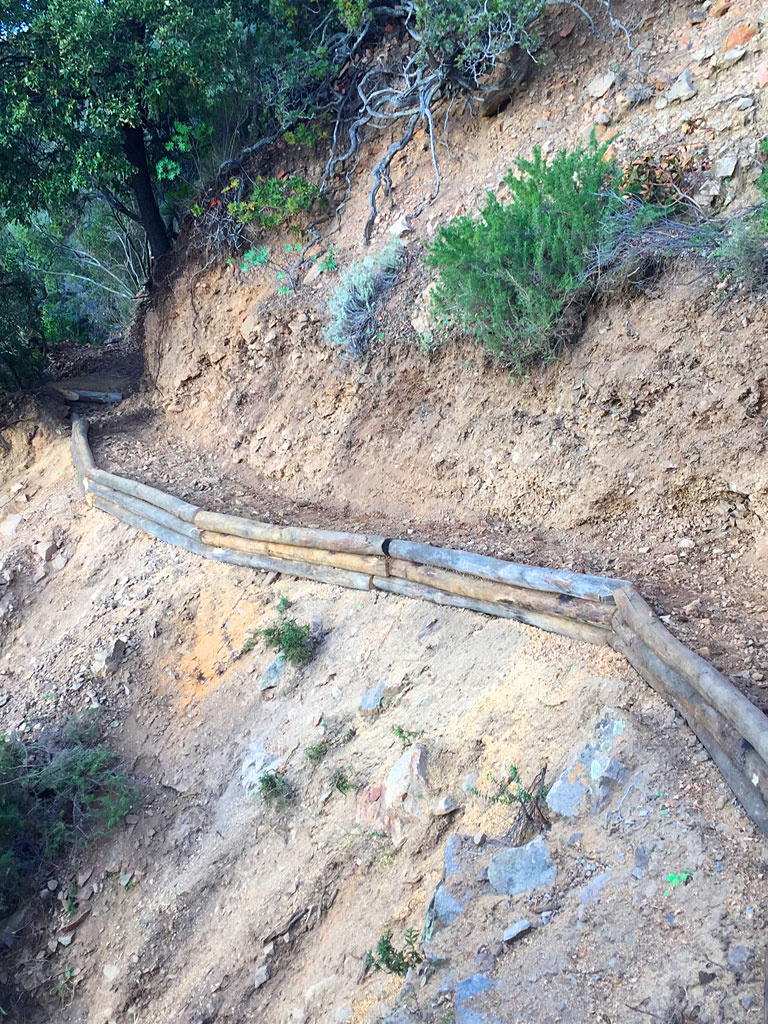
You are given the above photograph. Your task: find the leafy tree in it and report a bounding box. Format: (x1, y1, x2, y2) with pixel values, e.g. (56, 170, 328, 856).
(0, 0, 245, 257)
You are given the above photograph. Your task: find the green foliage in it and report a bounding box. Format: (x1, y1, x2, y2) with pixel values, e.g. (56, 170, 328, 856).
(0, 715, 136, 917)
(365, 928, 423, 977)
(240, 247, 270, 273)
(392, 725, 418, 747)
(257, 771, 295, 807)
(471, 762, 548, 806)
(318, 249, 338, 272)
(324, 241, 403, 359)
(410, 0, 545, 75)
(709, 218, 768, 291)
(227, 175, 319, 231)
(260, 619, 314, 664)
(427, 140, 620, 372)
(329, 768, 353, 793)
(305, 740, 328, 764)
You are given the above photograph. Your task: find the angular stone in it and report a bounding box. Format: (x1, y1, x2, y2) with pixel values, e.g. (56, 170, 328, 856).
(455, 974, 501, 1024)
(92, 638, 127, 677)
(487, 836, 557, 896)
(668, 69, 697, 103)
(710, 0, 731, 15)
(715, 154, 739, 179)
(587, 72, 616, 99)
(258, 653, 286, 691)
(546, 711, 629, 818)
(431, 795, 459, 816)
(502, 919, 532, 943)
(757, 59, 768, 88)
(254, 962, 272, 990)
(432, 882, 465, 926)
(719, 45, 747, 67)
(359, 680, 386, 714)
(384, 745, 429, 816)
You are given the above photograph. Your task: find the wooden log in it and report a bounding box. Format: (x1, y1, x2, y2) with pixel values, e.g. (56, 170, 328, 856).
(88, 481, 201, 541)
(611, 617, 768, 836)
(372, 576, 611, 645)
(194, 508, 386, 555)
(387, 558, 614, 625)
(199, 530, 386, 576)
(70, 413, 96, 492)
(613, 586, 768, 767)
(57, 388, 122, 404)
(92, 495, 208, 558)
(387, 540, 627, 602)
(88, 467, 199, 524)
(204, 542, 373, 591)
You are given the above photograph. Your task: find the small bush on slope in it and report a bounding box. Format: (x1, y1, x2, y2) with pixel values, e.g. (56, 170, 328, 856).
(426, 139, 620, 373)
(0, 714, 136, 916)
(324, 241, 404, 360)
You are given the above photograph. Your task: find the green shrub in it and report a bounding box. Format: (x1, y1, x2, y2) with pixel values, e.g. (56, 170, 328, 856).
(426, 140, 620, 372)
(226, 174, 319, 231)
(305, 739, 328, 764)
(0, 715, 136, 916)
(324, 241, 403, 359)
(365, 928, 423, 977)
(257, 771, 295, 807)
(710, 218, 768, 291)
(260, 618, 314, 664)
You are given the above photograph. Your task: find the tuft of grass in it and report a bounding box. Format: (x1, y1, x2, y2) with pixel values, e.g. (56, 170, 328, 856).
(257, 771, 295, 808)
(329, 767, 354, 794)
(365, 927, 423, 976)
(0, 713, 136, 917)
(305, 740, 328, 764)
(260, 618, 314, 665)
(323, 240, 403, 359)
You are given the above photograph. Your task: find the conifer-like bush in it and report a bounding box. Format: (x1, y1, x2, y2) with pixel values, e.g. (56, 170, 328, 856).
(426, 140, 620, 372)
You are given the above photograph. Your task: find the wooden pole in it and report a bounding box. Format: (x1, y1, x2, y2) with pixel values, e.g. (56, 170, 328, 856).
(70, 413, 96, 492)
(387, 558, 614, 625)
(387, 540, 627, 602)
(204, 541, 373, 591)
(195, 508, 386, 555)
(613, 587, 768, 767)
(91, 495, 208, 557)
(199, 530, 386, 576)
(611, 619, 768, 835)
(88, 467, 199, 524)
(88, 481, 201, 541)
(372, 576, 611, 645)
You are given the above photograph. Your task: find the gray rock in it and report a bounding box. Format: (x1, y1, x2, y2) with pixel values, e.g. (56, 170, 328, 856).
(359, 680, 386, 714)
(546, 712, 629, 818)
(431, 795, 460, 816)
(433, 882, 465, 926)
(258, 653, 286, 691)
(727, 944, 754, 978)
(334, 1006, 353, 1023)
(741, 995, 755, 1010)
(487, 836, 557, 896)
(444, 834, 463, 877)
(384, 745, 429, 816)
(580, 871, 612, 905)
(241, 741, 279, 795)
(502, 919, 532, 943)
(455, 974, 501, 1024)
(668, 69, 697, 103)
(254, 961, 272, 990)
(719, 45, 746, 67)
(716, 154, 738, 179)
(92, 637, 127, 677)
(587, 72, 616, 99)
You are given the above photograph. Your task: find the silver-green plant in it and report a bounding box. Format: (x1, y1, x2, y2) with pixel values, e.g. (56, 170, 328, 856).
(323, 241, 403, 359)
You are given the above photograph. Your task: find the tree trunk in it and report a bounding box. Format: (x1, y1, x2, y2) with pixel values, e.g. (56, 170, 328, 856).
(122, 124, 171, 259)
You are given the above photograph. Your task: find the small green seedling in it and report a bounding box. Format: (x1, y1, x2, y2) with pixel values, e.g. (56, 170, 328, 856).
(664, 870, 693, 896)
(392, 725, 417, 747)
(260, 618, 313, 664)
